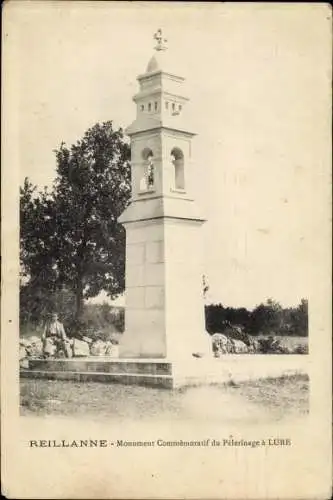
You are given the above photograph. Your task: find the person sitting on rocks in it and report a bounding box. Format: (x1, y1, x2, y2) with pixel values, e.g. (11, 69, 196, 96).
(42, 313, 72, 358)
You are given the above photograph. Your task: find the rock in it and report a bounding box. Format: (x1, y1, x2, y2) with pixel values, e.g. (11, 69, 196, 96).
(108, 334, 120, 345)
(26, 338, 43, 358)
(232, 339, 249, 354)
(27, 336, 41, 345)
(278, 342, 292, 354)
(63, 340, 73, 358)
(212, 333, 234, 355)
(248, 338, 260, 353)
(20, 358, 29, 369)
(19, 345, 27, 360)
(90, 339, 107, 356)
(293, 343, 308, 354)
(224, 325, 251, 346)
(105, 342, 119, 358)
(82, 336, 93, 345)
(73, 338, 90, 357)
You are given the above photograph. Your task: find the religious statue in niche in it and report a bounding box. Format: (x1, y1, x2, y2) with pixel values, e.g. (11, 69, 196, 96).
(140, 152, 155, 191)
(170, 153, 176, 187)
(147, 155, 154, 188)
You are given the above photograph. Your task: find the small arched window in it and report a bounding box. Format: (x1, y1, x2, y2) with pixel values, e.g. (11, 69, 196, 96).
(172, 103, 175, 112)
(148, 102, 152, 112)
(140, 104, 144, 111)
(140, 148, 154, 191)
(165, 101, 169, 109)
(171, 147, 185, 190)
(154, 101, 158, 111)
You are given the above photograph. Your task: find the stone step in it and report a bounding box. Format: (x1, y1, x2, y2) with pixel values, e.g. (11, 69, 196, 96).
(27, 358, 173, 376)
(20, 369, 174, 389)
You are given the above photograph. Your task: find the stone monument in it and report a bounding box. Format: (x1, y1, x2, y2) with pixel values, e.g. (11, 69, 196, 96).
(21, 30, 213, 389)
(118, 30, 211, 362)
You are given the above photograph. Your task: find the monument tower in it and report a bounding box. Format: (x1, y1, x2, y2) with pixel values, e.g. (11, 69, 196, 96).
(119, 30, 210, 362)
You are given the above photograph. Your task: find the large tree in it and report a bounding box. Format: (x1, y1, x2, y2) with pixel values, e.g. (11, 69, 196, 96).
(20, 178, 59, 324)
(249, 298, 283, 335)
(20, 121, 131, 321)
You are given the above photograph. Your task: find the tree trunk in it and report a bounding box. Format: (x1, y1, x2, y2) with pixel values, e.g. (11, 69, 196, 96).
(75, 279, 84, 322)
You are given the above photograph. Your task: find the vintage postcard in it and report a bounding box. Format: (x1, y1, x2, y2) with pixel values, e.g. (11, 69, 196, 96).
(1, 2, 332, 498)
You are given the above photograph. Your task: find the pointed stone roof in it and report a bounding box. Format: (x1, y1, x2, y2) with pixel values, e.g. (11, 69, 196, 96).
(146, 49, 175, 74)
(144, 29, 182, 77)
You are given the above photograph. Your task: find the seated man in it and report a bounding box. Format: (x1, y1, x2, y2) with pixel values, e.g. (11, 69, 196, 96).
(42, 313, 72, 358)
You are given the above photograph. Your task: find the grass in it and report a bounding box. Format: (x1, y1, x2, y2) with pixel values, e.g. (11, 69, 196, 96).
(253, 335, 308, 353)
(274, 336, 308, 349)
(227, 374, 309, 414)
(20, 374, 309, 423)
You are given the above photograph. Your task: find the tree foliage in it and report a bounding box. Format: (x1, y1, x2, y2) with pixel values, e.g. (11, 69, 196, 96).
(205, 298, 308, 336)
(20, 178, 60, 325)
(20, 121, 131, 323)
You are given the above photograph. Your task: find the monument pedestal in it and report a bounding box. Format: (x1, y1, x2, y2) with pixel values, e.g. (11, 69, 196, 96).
(20, 355, 308, 389)
(116, 32, 212, 372)
(20, 355, 215, 389)
(118, 215, 211, 361)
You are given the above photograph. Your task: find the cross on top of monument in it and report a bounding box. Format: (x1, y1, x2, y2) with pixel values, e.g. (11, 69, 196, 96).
(153, 29, 167, 51)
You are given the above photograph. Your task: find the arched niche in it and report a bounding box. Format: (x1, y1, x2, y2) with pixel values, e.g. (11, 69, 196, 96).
(140, 148, 154, 191)
(171, 147, 185, 190)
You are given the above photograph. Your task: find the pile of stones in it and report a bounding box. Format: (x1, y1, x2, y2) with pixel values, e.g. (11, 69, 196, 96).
(19, 335, 119, 367)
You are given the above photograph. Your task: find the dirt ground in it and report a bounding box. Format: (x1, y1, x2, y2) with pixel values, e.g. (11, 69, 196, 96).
(20, 374, 309, 424)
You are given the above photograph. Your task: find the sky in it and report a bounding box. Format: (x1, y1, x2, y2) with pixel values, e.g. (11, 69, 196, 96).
(6, 2, 331, 309)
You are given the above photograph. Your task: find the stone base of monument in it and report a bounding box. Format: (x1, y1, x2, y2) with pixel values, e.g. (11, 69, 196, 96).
(20, 358, 174, 389)
(19, 355, 308, 389)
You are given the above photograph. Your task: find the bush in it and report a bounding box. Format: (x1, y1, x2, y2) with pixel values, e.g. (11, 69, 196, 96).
(204, 299, 308, 337)
(63, 303, 124, 343)
(293, 343, 308, 355)
(258, 335, 284, 354)
(21, 301, 125, 340)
